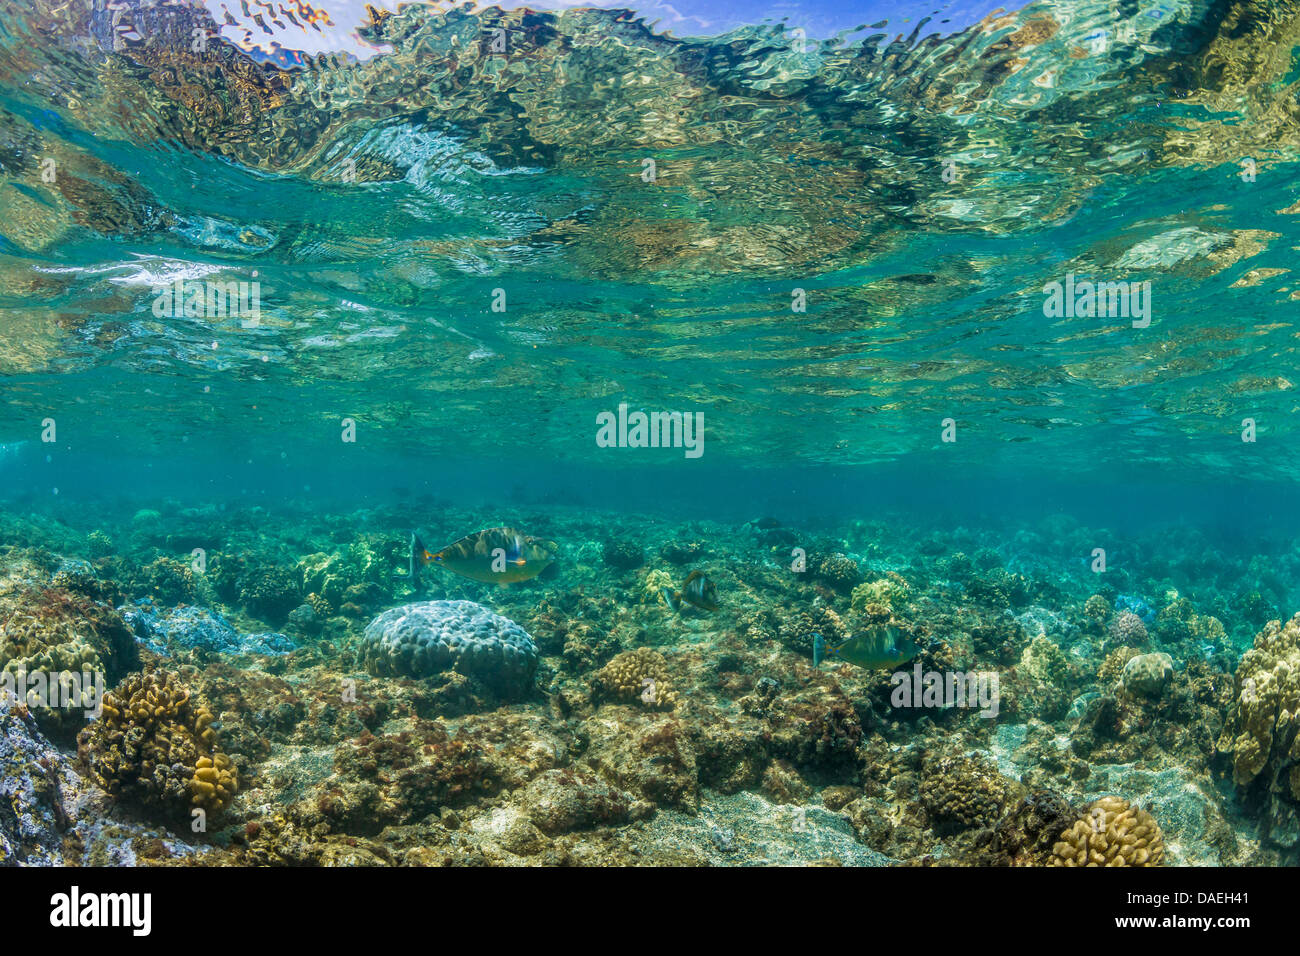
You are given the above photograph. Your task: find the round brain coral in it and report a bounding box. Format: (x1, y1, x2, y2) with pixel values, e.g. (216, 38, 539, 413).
(596, 648, 677, 710)
(77, 668, 238, 817)
(361, 600, 538, 697)
(1049, 796, 1164, 866)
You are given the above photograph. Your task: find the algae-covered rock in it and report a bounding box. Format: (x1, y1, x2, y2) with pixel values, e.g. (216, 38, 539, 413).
(1121, 652, 1174, 699)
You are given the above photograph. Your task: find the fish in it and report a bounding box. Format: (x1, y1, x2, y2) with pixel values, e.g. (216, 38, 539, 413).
(813, 626, 919, 670)
(412, 528, 557, 584)
(662, 570, 719, 613)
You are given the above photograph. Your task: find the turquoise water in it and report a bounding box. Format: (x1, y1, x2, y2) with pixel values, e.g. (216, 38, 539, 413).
(2, 0, 1300, 867)
(4, 0, 1297, 502)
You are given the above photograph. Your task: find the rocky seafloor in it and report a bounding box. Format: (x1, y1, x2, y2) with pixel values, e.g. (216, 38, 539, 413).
(1, 497, 1297, 867)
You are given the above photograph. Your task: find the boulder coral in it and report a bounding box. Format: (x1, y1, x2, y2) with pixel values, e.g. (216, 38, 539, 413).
(361, 600, 538, 698)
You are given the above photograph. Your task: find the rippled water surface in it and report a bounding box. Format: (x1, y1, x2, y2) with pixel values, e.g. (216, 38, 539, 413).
(1, 0, 1298, 510)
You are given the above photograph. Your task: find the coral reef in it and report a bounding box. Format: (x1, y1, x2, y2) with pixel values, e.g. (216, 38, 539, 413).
(0, 577, 136, 732)
(919, 754, 1012, 832)
(812, 553, 861, 592)
(0, 499, 1293, 866)
(130, 556, 197, 605)
(1020, 635, 1070, 685)
(238, 564, 301, 624)
(602, 539, 643, 570)
(1098, 646, 1139, 684)
(850, 574, 910, 615)
(1107, 610, 1149, 648)
(1121, 653, 1174, 699)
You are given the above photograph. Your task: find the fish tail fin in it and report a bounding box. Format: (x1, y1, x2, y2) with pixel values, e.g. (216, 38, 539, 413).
(411, 533, 434, 566)
(813, 633, 824, 667)
(661, 588, 680, 611)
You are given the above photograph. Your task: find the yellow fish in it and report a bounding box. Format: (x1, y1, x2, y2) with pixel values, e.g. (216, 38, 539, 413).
(412, 528, 557, 584)
(813, 626, 918, 670)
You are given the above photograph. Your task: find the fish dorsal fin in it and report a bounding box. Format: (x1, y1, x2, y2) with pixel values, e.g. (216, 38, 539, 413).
(683, 570, 703, 586)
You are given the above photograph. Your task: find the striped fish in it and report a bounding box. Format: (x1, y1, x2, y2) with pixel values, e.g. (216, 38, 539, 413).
(413, 527, 557, 584)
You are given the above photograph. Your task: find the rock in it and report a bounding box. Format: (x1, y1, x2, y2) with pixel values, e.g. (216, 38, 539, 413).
(518, 769, 633, 834)
(0, 696, 203, 866)
(1121, 652, 1173, 698)
(120, 601, 296, 656)
(0, 697, 76, 864)
(287, 603, 321, 635)
(761, 759, 812, 804)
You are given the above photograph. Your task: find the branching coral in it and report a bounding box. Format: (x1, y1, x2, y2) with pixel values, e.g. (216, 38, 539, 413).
(77, 668, 239, 817)
(1098, 646, 1139, 684)
(850, 573, 910, 615)
(1217, 613, 1300, 799)
(1020, 635, 1070, 685)
(0, 584, 136, 731)
(595, 648, 677, 710)
(920, 754, 1010, 830)
(1049, 796, 1164, 866)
